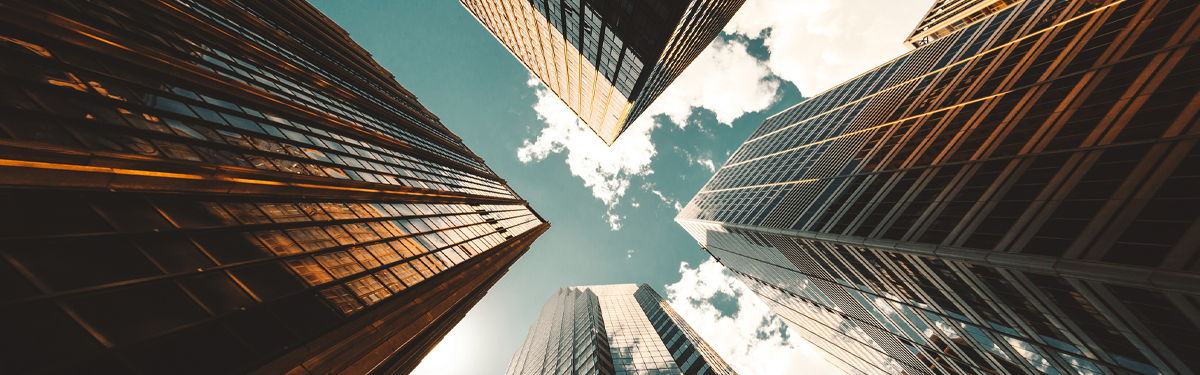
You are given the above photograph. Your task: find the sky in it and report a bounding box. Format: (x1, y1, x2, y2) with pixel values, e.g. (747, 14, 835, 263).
(307, 1, 931, 374)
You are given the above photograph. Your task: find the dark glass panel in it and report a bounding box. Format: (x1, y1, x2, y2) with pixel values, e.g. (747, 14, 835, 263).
(268, 293, 340, 339)
(8, 238, 161, 291)
(87, 194, 173, 231)
(0, 192, 112, 237)
(123, 322, 256, 375)
(0, 302, 102, 374)
(0, 258, 40, 302)
(223, 308, 298, 358)
(66, 282, 210, 345)
(150, 195, 234, 228)
(179, 272, 257, 314)
(137, 235, 215, 274)
(192, 231, 272, 264)
(1106, 285, 1200, 372)
(228, 262, 305, 301)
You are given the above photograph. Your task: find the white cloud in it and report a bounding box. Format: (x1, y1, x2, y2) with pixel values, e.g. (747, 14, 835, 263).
(695, 157, 716, 172)
(642, 38, 779, 128)
(516, 38, 779, 230)
(645, 183, 685, 212)
(676, 146, 719, 173)
(604, 208, 626, 231)
(724, 0, 931, 96)
(627, 249, 635, 259)
(517, 0, 930, 227)
(517, 77, 657, 230)
(664, 258, 847, 375)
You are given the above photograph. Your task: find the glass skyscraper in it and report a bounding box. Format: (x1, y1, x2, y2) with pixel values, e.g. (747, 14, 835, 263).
(678, 0, 1200, 374)
(460, 0, 745, 145)
(905, 0, 1024, 49)
(0, 1, 546, 375)
(507, 284, 736, 375)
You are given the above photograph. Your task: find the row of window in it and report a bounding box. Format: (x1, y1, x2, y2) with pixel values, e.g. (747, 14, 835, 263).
(181, 0, 470, 153)
(506, 287, 612, 375)
(1, 188, 541, 375)
(51, 0, 482, 174)
(463, 0, 650, 143)
(0, 34, 513, 197)
(684, 0, 1199, 267)
(703, 226, 1183, 374)
(636, 287, 723, 375)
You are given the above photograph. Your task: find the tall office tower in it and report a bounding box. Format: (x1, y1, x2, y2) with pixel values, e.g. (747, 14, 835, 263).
(906, 0, 1025, 49)
(0, 1, 548, 375)
(461, 0, 745, 145)
(678, 0, 1200, 374)
(507, 284, 736, 375)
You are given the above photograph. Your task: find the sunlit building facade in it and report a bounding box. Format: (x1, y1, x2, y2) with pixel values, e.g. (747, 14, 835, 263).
(678, 0, 1200, 374)
(906, 0, 1024, 48)
(460, 0, 745, 145)
(0, 1, 548, 375)
(507, 284, 737, 375)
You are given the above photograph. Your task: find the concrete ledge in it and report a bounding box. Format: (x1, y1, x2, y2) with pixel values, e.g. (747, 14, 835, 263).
(894, 241, 938, 256)
(1053, 261, 1155, 288)
(986, 252, 1058, 272)
(934, 246, 991, 264)
(813, 232, 842, 242)
(1148, 271, 1200, 295)
(863, 238, 899, 250)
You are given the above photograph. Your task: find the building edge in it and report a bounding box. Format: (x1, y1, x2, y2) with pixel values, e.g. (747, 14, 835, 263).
(249, 223, 548, 375)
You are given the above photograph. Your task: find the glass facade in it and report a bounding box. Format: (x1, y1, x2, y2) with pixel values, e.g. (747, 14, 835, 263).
(0, 1, 547, 375)
(461, 0, 745, 145)
(508, 284, 737, 375)
(677, 0, 1200, 374)
(907, 0, 1024, 48)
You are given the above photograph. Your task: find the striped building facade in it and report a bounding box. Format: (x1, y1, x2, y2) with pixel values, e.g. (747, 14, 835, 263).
(678, 0, 1200, 374)
(508, 284, 737, 375)
(0, 1, 548, 374)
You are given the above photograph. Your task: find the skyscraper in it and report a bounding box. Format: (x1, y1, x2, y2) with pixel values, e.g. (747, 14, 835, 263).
(461, 0, 745, 145)
(507, 284, 736, 375)
(0, 1, 547, 375)
(905, 0, 1024, 48)
(677, 0, 1200, 374)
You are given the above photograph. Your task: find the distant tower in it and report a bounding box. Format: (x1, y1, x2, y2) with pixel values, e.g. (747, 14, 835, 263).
(678, 0, 1200, 374)
(461, 0, 745, 145)
(508, 284, 737, 375)
(0, 1, 547, 374)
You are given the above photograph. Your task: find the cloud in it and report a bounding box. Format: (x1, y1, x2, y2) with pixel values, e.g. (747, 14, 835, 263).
(664, 258, 847, 375)
(605, 210, 624, 230)
(517, 0, 929, 228)
(517, 77, 657, 230)
(516, 38, 779, 230)
(627, 249, 635, 259)
(723, 0, 931, 96)
(642, 38, 779, 128)
(675, 146, 719, 173)
(696, 158, 716, 172)
(644, 183, 685, 212)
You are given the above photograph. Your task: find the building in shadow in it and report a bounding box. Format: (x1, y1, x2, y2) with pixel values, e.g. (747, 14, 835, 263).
(0, 1, 547, 374)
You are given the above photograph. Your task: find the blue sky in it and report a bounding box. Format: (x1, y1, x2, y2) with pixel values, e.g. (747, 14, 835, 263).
(307, 1, 930, 374)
